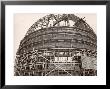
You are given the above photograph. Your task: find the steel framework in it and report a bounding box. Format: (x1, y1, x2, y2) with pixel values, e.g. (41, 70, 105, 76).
(14, 14, 97, 76)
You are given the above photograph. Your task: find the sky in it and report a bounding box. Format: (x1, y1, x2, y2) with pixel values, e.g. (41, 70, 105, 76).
(14, 13, 97, 58)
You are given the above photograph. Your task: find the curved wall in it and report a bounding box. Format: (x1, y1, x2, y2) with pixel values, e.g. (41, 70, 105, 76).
(18, 26, 97, 54)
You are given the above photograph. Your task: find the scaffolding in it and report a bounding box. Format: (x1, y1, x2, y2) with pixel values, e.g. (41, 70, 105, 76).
(14, 14, 97, 76)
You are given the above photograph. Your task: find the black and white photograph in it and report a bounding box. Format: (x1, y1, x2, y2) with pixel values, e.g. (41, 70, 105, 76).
(3, 3, 106, 85)
(14, 13, 97, 76)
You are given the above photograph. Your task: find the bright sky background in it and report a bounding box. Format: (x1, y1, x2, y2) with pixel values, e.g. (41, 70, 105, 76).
(14, 13, 97, 58)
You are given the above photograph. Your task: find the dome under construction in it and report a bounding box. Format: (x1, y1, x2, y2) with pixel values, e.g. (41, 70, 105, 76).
(14, 14, 97, 76)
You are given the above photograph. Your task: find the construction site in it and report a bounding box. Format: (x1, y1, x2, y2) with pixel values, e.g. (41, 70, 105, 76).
(14, 14, 97, 76)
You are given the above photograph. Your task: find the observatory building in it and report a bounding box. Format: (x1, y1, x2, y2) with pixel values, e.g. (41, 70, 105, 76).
(14, 14, 97, 76)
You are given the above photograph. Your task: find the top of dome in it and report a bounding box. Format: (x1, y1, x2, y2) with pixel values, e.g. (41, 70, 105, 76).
(25, 14, 96, 36)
